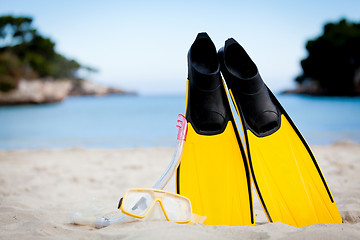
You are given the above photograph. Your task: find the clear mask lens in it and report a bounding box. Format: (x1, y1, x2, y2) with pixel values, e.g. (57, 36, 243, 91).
(121, 191, 154, 217)
(161, 194, 192, 222)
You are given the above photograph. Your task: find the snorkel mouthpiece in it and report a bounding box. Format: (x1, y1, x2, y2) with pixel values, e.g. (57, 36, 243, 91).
(70, 212, 110, 228)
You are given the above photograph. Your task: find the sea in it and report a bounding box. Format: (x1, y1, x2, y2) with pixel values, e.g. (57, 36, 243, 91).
(0, 94, 360, 149)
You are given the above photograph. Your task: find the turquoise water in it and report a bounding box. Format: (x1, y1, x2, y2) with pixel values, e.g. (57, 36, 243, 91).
(0, 94, 359, 149)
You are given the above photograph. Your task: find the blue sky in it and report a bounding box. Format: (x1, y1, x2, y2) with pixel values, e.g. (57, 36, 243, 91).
(1, 0, 359, 95)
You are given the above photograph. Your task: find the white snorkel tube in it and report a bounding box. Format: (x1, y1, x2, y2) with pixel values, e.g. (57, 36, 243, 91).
(152, 114, 187, 189)
(70, 114, 188, 228)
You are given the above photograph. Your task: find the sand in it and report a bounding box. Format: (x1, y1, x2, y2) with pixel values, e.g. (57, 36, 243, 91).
(0, 142, 359, 239)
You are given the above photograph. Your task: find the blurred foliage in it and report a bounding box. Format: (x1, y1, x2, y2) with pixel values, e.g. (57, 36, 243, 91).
(0, 52, 23, 92)
(296, 19, 360, 95)
(0, 15, 95, 92)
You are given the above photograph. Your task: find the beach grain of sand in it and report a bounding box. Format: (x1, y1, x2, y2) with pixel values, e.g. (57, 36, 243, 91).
(0, 143, 359, 239)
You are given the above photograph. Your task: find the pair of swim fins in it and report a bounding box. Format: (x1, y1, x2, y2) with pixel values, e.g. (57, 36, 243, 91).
(176, 32, 342, 227)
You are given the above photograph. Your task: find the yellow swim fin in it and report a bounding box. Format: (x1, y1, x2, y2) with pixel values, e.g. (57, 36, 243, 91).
(176, 33, 254, 226)
(219, 38, 342, 227)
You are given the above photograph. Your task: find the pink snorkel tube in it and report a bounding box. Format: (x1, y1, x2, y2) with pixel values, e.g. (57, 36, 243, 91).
(71, 114, 188, 228)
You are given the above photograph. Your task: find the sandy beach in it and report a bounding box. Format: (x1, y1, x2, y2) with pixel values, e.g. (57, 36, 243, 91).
(0, 142, 359, 239)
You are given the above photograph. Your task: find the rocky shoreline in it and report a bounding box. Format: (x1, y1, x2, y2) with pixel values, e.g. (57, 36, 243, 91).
(0, 79, 134, 105)
(282, 87, 360, 96)
(282, 78, 360, 96)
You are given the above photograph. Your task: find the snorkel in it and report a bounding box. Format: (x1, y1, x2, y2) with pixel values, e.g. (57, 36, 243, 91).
(153, 114, 187, 189)
(70, 114, 188, 228)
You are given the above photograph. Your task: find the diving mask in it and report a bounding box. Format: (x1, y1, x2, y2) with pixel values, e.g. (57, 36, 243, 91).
(118, 188, 198, 223)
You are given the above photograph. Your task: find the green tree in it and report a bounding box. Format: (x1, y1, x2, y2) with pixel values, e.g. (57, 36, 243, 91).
(0, 51, 22, 92)
(296, 19, 360, 95)
(0, 15, 93, 92)
(0, 15, 35, 47)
